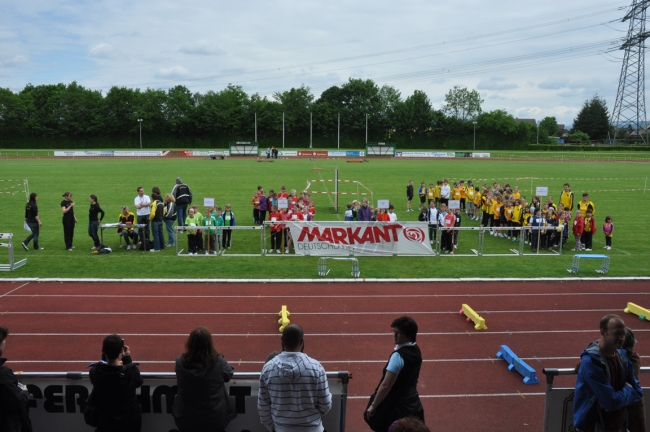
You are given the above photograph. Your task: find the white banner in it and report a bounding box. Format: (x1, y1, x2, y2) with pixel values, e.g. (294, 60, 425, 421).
(472, 152, 491, 158)
(288, 221, 433, 256)
(395, 151, 455, 158)
(20, 372, 347, 432)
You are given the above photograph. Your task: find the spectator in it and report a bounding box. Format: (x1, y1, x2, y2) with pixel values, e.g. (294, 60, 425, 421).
(573, 314, 642, 432)
(439, 178, 450, 207)
(417, 182, 426, 209)
(389, 417, 430, 432)
(22, 192, 43, 251)
(252, 187, 262, 224)
(163, 194, 177, 247)
(149, 193, 164, 252)
(258, 324, 331, 432)
(268, 205, 283, 253)
(424, 202, 437, 244)
(134, 187, 151, 245)
(603, 215, 614, 251)
(388, 205, 397, 222)
(173, 327, 236, 432)
(259, 188, 268, 223)
(582, 209, 596, 251)
(0, 325, 32, 432)
(89, 334, 143, 432)
(365, 316, 424, 432)
(88, 194, 105, 250)
(377, 208, 390, 222)
(622, 328, 646, 432)
(61, 191, 77, 251)
(358, 198, 371, 221)
(202, 207, 217, 255)
(172, 178, 192, 228)
(118, 206, 136, 250)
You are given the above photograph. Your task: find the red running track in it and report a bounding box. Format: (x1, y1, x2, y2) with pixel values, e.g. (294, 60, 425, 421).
(1, 280, 649, 431)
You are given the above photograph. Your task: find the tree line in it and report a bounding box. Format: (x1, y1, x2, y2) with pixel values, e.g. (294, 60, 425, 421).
(0, 79, 610, 149)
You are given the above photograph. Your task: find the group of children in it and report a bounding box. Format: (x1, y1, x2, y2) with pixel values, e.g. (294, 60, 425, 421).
(251, 185, 316, 225)
(183, 204, 236, 255)
(408, 179, 614, 253)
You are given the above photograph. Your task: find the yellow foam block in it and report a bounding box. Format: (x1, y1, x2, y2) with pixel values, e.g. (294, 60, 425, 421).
(624, 302, 650, 320)
(461, 303, 488, 330)
(278, 305, 291, 332)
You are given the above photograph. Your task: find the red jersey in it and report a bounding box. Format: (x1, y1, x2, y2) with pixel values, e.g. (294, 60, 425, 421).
(377, 212, 390, 222)
(277, 192, 289, 199)
(572, 216, 584, 236)
(268, 211, 283, 232)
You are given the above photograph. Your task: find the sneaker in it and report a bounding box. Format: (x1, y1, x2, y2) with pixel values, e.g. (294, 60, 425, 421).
(34, 247, 44, 251)
(228, 246, 231, 249)
(525, 241, 529, 245)
(21, 242, 28, 251)
(430, 240, 433, 244)
(603, 246, 608, 249)
(71, 246, 75, 249)
(276, 249, 281, 253)
(150, 249, 160, 252)
(512, 238, 518, 242)
(91, 246, 98, 250)
(205, 251, 209, 255)
(285, 248, 289, 253)
(449, 252, 454, 255)
(267, 249, 274, 253)
(119, 244, 125, 248)
(585, 248, 592, 251)
(212, 251, 217, 255)
(454, 245, 457, 249)
(607, 246, 611, 250)
(67, 248, 73, 251)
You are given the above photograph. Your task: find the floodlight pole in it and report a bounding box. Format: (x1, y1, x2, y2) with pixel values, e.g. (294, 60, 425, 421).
(137, 119, 143, 149)
(365, 113, 368, 144)
(337, 113, 340, 149)
(537, 120, 540, 144)
(282, 112, 285, 148)
(310, 112, 313, 149)
(473, 121, 477, 150)
(255, 113, 257, 142)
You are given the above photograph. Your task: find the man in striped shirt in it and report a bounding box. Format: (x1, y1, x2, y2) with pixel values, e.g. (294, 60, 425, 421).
(258, 324, 332, 432)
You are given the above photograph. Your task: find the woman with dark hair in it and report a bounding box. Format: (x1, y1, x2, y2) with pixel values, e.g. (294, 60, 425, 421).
(22, 192, 43, 251)
(365, 316, 424, 432)
(173, 326, 236, 432)
(88, 194, 105, 250)
(61, 191, 77, 251)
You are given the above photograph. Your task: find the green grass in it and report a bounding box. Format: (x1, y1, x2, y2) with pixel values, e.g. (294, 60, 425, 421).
(1, 157, 648, 279)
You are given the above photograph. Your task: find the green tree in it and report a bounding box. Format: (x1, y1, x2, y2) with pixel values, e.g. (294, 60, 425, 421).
(103, 86, 140, 135)
(572, 95, 609, 141)
(539, 116, 558, 137)
(442, 86, 483, 122)
(166, 85, 196, 135)
(476, 110, 517, 135)
(398, 90, 434, 136)
(273, 85, 314, 137)
(569, 130, 590, 144)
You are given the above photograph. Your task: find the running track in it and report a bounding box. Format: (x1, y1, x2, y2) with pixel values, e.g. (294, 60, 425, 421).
(1, 280, 649, 431)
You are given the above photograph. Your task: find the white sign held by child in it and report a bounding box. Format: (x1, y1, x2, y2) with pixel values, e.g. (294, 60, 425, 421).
(535, 187, 548, 197)
(377, 199, 390, 209)
(278, 198, 289, 209)
(448, 200, 460, 209)
(203, 198, 215, 207)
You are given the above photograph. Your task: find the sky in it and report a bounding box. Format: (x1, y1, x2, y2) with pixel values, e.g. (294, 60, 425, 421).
(0, 0, 637, 126)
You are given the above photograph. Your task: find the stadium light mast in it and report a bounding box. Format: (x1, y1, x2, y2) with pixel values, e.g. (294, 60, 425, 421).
(282, 112, 285, 148)
(536, 120, 540, 144)
(255, 113, 257, 142)
(612, 0, 649, 144)
(473, 121, 477, 150)
(337, 113, 340, 149)
(310, 112, 312, 149)
(137, 119, 143, 149)
(365, 113, 368, 144)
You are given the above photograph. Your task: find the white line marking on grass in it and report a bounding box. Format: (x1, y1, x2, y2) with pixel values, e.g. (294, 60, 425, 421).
(8, 292, 650, 299)
(0, 282, 29, 298)
(0, 308, 616, 316)
(12, 329, 640, 337)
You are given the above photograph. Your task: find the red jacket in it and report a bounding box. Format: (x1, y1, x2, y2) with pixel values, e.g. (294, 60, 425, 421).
(573, 217, 584, 236)
(268, 211, 283, 232)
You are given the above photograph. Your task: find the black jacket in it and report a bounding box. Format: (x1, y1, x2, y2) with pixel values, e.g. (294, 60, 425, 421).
(172, 184, 192, 206)
(173, 355, 236, 432)
(0, 358, 32, 432)
(24, 201, 38, 222)
(89, 356, 143, 429)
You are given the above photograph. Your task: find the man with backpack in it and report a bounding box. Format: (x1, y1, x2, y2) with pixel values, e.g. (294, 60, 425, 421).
(172, 178, 193, 227)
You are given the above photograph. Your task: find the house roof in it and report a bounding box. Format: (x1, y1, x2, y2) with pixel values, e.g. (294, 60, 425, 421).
(514, 118, 537, 126)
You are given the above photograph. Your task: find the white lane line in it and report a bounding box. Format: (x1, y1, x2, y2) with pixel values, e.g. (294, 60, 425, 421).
(0, 308, 617, 316)
(11, 329, 639, 337)
(7, 292, 650, 299)
(0, 282, 30, 298)
(6, 356, 591, 365)
(348, 393, 545, 399)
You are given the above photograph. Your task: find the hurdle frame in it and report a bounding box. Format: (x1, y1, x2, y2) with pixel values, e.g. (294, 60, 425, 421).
(0, 233, 27, 271)
(306, 169, 374, 213)
(0, 179, 29, 200)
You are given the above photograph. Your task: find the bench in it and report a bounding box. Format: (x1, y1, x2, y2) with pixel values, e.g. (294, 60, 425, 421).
(567, 254, 610, 275)
(318, 257, 360, 278)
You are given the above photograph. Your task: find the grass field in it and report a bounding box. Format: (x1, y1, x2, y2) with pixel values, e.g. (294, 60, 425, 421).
(1, 156, 648, 279)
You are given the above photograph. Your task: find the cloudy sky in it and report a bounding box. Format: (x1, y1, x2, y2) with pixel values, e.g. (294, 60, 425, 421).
(1, 0, 635, 125)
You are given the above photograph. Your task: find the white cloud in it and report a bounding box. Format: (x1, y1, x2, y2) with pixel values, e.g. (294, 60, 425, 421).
(477, 77, 518, 91)
(179, 40, 225, 56)
(538, 77, 570, 90)
(0, 55, 28, 68)
(156, 66, 190, 79)
(89, 44, 116, 58)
